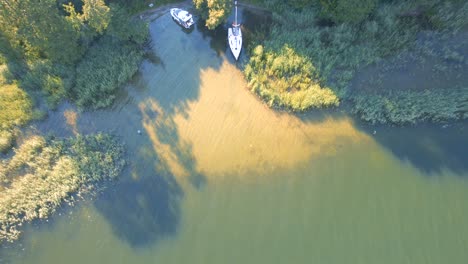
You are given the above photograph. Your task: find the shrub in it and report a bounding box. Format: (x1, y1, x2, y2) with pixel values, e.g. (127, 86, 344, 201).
(194, 0, 232, 29)
(66, 133, 126, 182)
(245, 44, 339, 111)
(0, 84, 33, 129)
(0, 130, 15, 153)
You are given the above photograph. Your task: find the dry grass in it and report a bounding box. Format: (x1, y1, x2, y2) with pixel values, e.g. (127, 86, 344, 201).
(0, 134, 125, 243)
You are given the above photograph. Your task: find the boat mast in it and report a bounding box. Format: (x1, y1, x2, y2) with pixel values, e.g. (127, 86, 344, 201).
(235, 1, 238, 26)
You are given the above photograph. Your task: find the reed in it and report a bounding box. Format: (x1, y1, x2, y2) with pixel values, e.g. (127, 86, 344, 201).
(0, 83, 33, 152)
(244, 0, 468, 124)
(244, 44, 338, 110)
(0, 133, 125, 243)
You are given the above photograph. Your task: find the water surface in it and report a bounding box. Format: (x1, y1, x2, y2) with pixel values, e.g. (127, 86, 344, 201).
(2, 7, 468, 264)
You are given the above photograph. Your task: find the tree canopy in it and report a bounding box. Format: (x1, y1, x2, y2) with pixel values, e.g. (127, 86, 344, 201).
(194, 0, 232, 29)
(0, 0, 148, 110)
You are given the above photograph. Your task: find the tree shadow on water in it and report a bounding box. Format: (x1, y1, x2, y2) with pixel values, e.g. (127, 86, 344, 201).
(141, 12, 224, 118)
(197, 20, 228, 58)
(139, 99, 208, 191)
(94, 162, 183, 248)
(92, 11, 243, 248)
(94, 94, 209, 248)
(360, 121, 468, 176)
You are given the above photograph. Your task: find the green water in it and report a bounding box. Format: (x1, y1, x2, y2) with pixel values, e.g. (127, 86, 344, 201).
(2, 8, 468, 264)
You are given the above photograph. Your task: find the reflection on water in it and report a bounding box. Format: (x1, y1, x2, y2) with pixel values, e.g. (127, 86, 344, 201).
(2, 6, 468, 264)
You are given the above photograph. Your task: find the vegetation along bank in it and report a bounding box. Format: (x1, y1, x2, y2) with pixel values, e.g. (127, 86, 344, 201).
(0, 0, 160, 243)
(0, 133, 125, 243)
(231, 0, 467, 124)
(1, 0, 467, 244)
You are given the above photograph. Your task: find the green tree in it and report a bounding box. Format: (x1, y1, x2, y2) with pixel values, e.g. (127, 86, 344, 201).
(0, 0, 81, 64)
(106, 4, 148, 45)
(81, 0, 111, 33)
(194, 0, 232, 29)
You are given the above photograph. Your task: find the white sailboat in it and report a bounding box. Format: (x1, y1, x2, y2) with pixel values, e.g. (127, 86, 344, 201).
(228, 1, 242, 60)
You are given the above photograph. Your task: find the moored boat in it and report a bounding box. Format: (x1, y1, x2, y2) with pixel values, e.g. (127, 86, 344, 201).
(228, 1, 242, 60)
(170, 8, 194, 29)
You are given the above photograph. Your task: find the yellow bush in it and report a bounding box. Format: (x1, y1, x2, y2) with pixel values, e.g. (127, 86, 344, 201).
(245, 44, 339, 111)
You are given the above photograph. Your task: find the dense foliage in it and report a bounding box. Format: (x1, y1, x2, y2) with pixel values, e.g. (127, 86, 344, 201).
(194, 0, 232, 29)
(245, 45, 338, 110)
(244, 0, 468, 124)
(73, 37, 144, 109)
(319, 0, 377, 24)
(0, 133, 125, 243)
(0, 0, 148, 110)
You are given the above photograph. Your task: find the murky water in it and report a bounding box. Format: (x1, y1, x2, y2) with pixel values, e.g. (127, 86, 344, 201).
(2, 6, 468, 264)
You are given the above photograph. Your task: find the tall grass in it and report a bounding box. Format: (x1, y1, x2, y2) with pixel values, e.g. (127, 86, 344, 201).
(244, 0, 468, 124)
(0, 133, 125, 243)
(319, 0, 377, 24)
(351, 87, 468, 124)
(0, 83, 34, 152)
(244, 45, 338, 110)
(21, 61, 71, 109)
(73, 37, 144, 110)
(1, 2, 149, 112)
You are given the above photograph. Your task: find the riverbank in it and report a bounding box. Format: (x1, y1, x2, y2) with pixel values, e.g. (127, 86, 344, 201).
(140, 0, 192, 20)
(1, 9, 468, 261)
(1, 0, 466, 247)
(242, 0, 468, 124)
(139, 0, 467, 124)
(1, 2, 142, 243)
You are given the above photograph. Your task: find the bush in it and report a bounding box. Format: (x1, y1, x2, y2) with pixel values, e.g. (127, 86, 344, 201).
(0, 130, 15, 153)
(194, 0, 232, 29)
(319, 0, 377, 24)
(245, 44, 339, 111)
(0, 84, 33, 131)
(66, 133, 126, 182)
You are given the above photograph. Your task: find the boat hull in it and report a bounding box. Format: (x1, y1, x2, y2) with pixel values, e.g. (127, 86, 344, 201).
(228, 26, 242, 60)
(170, 8, 194, 29)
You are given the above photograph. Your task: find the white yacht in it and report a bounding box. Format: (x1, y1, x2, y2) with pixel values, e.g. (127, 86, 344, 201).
(170, 8, 194, 29)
